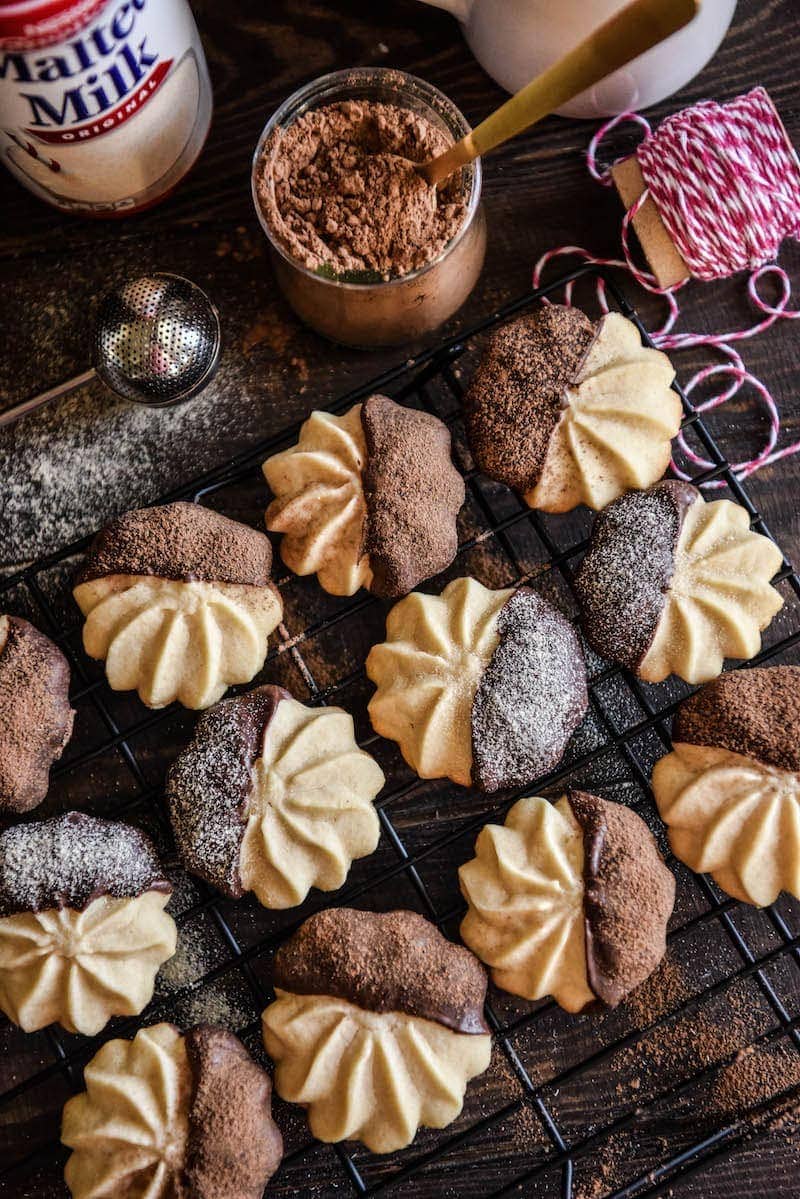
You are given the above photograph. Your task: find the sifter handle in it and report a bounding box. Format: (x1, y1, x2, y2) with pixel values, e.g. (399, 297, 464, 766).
(0, 368, 97, 430)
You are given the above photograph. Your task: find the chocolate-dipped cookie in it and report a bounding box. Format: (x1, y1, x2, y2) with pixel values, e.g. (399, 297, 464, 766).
(464, 306, 680, 513)
(73, 502, 283, 710)
(167, 684, 383, 909)
(653, 666, 800, 906)
(366, 576, 588, 789)
(263, 394, 465, 597)
(460, 792, 675, 1011)
(262, 908, 491, 1153)
(0, 615, 74, 813)
(0, 812, 176, 1034)
(574, 482, 784, 684)
(62, 1023, 283, 1199)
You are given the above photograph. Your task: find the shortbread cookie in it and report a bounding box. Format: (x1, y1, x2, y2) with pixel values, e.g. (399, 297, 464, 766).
(263, 394, 465, 597)
(574, 482, 784, 684)
(0, 813, 176, 1035)
(653, 666, 800, 906)
(464, 306, 680, 513)
(167, 684, 383, 909)
(0, 615, 74, 813)
(62, 1022, 283, 1199)
(73, 502, 283, 709)
(366, 576, 588, 789)
(262, 908, 491, 1153)
(460, 792, 675, 1011)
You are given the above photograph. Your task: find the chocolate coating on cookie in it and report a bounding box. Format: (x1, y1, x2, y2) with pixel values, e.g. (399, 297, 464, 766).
(75, 502, 274, 587)
(0, 812, 170, 918)
(361, 395, 465, 598)
(471, 589, 588, 791)
(167, 685, 290, 897)
(574, 481, 698, 671)
(567, 790, 675, 1008)
(673, 666, 800, 773)
(463, 305, 594, 493)
(0, 617, 74, 814)
(184, 1025, 283, 1199)
(274, 908, 490, 1034)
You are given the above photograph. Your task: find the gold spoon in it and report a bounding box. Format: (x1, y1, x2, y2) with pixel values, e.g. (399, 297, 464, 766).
(418, 0, 701, 189)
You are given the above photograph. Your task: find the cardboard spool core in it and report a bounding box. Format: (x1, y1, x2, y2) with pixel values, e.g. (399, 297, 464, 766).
(611, 90, 798, 292)
(611, 156, 690, 290)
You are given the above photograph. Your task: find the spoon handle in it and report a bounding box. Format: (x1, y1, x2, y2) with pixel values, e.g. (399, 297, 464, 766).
(0, 368, 97, 430)
(423, 0, 700, 187)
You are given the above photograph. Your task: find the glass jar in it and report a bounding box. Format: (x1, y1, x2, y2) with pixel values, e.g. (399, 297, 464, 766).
(0, 0, 213, 216)
(251, 67, 486, 349)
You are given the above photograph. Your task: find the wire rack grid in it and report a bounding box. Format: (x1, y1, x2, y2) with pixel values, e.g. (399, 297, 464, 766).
(1, 264, 799, 1199)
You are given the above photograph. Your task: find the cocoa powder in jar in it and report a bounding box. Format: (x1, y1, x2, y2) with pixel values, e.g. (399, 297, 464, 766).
(255, 99, 468, 281)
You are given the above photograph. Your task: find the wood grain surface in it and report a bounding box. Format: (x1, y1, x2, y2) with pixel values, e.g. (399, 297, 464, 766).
(0, 2, 799, 1198)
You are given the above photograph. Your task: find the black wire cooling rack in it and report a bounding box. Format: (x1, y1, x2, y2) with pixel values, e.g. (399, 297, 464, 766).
(2, 264, 800, 1199)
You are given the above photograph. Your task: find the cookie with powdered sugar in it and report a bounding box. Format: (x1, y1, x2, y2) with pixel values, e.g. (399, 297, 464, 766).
(463, 305, 681, 513)
(366, 576, 588, 790)
(574, 481, 784, 683)
(263, 393, 465, 597)
(262, 908, 491, 1152)
(73, 501, 283, 709)
(0, 812, 176, 1035)
(167, 684, 384, 909)
(63, 1022, 283, 1199)
(0, 615, 74, 813)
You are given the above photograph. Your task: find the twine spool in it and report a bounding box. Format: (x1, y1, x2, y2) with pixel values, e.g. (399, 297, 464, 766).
(534, 86, 800, 484)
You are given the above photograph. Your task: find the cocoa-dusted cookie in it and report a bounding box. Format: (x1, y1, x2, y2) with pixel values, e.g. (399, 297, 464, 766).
(463, 305, 680, 513)
(0, 615, 74, 813)
(653, 666, 800, 907)
(263, 394, 465, 597)
(167, 684, 383, 909)
(460, 791, 675, 1012)
(366, 576, 588, 789)
(0, 812, 176, 1034)
(262, 908, 492, 1152)
(63, 1023, 283, 1199)
(574, 482, 784, 683)
(73, 502, 283, 710)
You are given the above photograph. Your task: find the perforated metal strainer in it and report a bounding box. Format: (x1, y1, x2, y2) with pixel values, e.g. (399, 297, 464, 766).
(0, 273, 221, 428)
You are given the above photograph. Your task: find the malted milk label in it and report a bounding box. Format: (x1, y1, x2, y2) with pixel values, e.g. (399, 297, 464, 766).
(0, 0, 213, 213)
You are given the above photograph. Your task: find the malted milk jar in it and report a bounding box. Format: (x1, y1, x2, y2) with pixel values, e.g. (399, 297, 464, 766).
(0, 0, 213, 215)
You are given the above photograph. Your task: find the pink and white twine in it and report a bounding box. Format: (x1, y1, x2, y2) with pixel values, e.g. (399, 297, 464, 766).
(533, 87, 800, 484)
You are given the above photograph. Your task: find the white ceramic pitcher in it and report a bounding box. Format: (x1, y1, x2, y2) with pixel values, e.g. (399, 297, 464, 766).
(419, 0, 737, 116)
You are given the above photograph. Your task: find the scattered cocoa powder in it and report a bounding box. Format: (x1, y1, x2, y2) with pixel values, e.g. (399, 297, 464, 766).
(625, 951, 695, 1026)
(706, 1039, 800, 1121)
(241, 306, 294, 357)
(574, 1132, 641, 1199)
(609, 978, 770, 1117)
(255, 99, 467, 280)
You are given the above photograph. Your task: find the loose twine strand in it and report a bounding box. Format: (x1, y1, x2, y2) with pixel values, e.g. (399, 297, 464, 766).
(532, 87, 800, 484)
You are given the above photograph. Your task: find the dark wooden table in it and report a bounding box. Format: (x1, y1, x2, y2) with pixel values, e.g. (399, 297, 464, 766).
(1, 2, 799, 1197)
